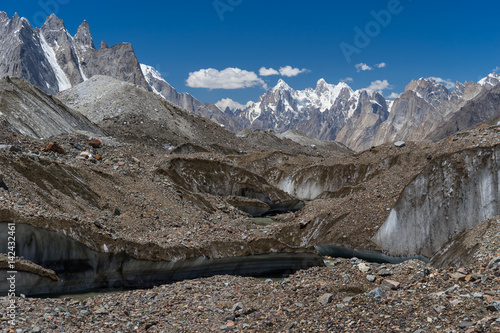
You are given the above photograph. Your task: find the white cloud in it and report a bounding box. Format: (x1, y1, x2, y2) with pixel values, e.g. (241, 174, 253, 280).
(492, 66, 500, 73)
(375, 62, 387, 69)
(259, 67, 280, 76)
(216, 98, 252, 111)
(186, 68, 266, 89)
(279, 66, 310, 77)
(387, 92, 401, 99)
(366, 79, 394, 92)
(355, 63, 373, 72)
(428, 77, 455, 90)
(340, 77, 354, 83)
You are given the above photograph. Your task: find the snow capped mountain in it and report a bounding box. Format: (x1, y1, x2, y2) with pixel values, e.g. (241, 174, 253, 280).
(232, 78, 389, 151)
(2, 12, 500, 152)
(479, 73, 500, 88)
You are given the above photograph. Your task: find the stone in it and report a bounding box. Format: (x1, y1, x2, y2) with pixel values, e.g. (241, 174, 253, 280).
(488, 256, 500, 268)
(32, 327, 41, 333)
(394, 141, 406, 148)
(43, 142, 66, 154)
(486, 302, 500, 312)
(319, 293, 333, 305)
(226, 321, 235, 328)
(89, 139, 102, 148)
(377, 269, 392, 277)
(343, 297, 353, 302)
(449, 272, 467, 281)
(71, 142, 84, 151)
(232, 302, 244, 312)
(433, 305, 445, 313)
(381, 279, 400, 290)
(458, 321, 474, 328)
(358, 263, 370, 272)
(0, 174, 8, 191)
(366, 275, 376, 282)
(367, 287, 387, 299)
(79, 310, 90, 316)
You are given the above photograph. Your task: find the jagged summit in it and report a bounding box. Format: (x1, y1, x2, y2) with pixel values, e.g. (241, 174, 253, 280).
(273, 79, 292, 91)
(43, 14, 65, 29)
(74, 20, 95, 50)
(479, 73, 500, 88)
(0, 13, 147, 94)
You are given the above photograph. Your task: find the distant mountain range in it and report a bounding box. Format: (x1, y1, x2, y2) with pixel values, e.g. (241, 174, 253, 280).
(1, 12, 499, 151)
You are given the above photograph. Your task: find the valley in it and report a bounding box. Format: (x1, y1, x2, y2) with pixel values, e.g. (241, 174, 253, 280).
(0, 11, 499, 333)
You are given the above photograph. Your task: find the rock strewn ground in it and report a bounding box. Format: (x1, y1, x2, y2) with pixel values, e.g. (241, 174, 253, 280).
(1, 246, 498, 332)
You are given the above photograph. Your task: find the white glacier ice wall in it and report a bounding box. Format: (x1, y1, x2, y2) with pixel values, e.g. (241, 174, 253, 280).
(373, 147, 500, 258)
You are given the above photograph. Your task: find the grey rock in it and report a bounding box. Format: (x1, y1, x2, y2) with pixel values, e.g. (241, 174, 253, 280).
(0, 174, 7, 191)
(79, 309, 90, 316)
(377, 268, 392, 276)
(486, 301, 500, 312)
(488, 256, 500, 268)
(367, 287, 387, 299)
(366, 274, 376, 282)
(32, 326, 42, 332)
(458, 321, 474, 328)
(232, 302, 244, 312)
(318, 293, 333, 305)
(394, 141, 406, 147)
(433, 305, 445, 313)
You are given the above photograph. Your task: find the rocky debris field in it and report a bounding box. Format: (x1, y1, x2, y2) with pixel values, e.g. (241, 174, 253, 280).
(0, 117, 500, 331)
(1, 246, 499, 332)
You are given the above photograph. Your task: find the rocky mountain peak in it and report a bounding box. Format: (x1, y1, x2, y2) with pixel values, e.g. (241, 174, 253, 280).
(43, 14, 65, 30)
(479, 73, 500, 88)
(403, 77, 451, 107)
(315, 78, 327, 89)
(452, 81, 466, 99)
(0, 11, 9, 23)
(274, 79, 292, 91)
(74, 20, 95, 50)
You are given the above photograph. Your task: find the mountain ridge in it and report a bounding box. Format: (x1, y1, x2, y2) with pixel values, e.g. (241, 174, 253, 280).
(1, 11, 500, 152)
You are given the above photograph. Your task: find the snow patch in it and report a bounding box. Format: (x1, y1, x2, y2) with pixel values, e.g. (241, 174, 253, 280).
(39, 33, 72, 91)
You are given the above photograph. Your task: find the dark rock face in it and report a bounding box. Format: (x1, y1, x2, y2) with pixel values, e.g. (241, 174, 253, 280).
(0, 13, 148, 94)
(427, 84, 500, 141)
(0, 14, 61, 94)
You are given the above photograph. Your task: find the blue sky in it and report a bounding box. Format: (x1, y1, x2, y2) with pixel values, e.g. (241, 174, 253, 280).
(2, 0, 500, 106)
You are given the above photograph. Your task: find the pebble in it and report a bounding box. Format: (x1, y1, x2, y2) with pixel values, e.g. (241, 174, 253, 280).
(319, 293, 333, 305)
(366, 274, 376, 282)
(367, 287, 387, 299)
